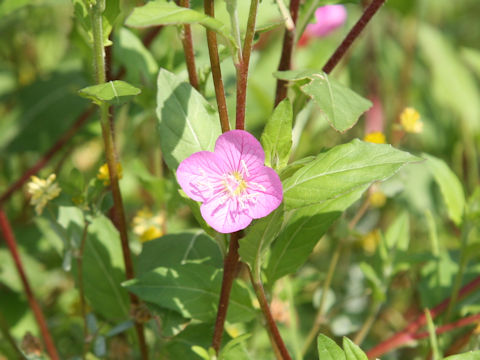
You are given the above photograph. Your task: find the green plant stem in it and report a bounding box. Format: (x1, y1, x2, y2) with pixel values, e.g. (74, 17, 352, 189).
(322, 0, 386, 74)
(353, 302, 381, 345)
(445, 222, 472, 322)
(295, 0, 319, 42)
(77, 221, 90, 359)
(179, 0, 199, 90)
(0, 209, 60, 360)
(89, 3, 149, 359)
(204, 0, 230, 133)
(235, 0, 259, 130)
(211, 231, 241, 353)
(425, 309, 442, 360)
(249, 269, 292, 360)
(301, 241, 342, 356)
(274, 0, 300, 106)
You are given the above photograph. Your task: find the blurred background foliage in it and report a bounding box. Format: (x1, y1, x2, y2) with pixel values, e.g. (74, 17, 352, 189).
(1, 0, 480, 359)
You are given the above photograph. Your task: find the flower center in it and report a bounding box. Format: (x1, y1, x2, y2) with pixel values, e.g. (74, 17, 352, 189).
(223, 171, 248, 196)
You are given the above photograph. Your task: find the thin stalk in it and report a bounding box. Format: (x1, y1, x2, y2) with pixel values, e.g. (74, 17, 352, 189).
(179, 0, 199, 90)
(89, 3, 149, 359)
(235, 0, 259, 130)
(77, 221, 90, 359)
(366, 275, 480, 359)
(445, 222, 472, 321)
(274, 0, 301, 106)
(211, 231, 241, 352)
(0, 209, 60, 360)
(322, 0, 386, 74)
(353, 303, 381, 345)
(301, 241, 342, 356)
(295, 0, 319, 43)
(249, 269, 292, 360)
(204, 0, 230, 133)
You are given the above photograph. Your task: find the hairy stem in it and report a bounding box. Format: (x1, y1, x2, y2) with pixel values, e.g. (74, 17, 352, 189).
(211, 231, 241, 352)
(204, 0, 230, 133)
(323, 0, 387, 74)
(0, 209, 60, 360)
(249, 269, 292, 360)
(274, 0, 300, 106)
(179, 0, 199, 90)
(90, 3, 149, 359)
(235, 0, 259, 130)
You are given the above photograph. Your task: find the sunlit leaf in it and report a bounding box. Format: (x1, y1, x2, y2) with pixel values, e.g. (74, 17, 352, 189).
(78, 80, 141, 105)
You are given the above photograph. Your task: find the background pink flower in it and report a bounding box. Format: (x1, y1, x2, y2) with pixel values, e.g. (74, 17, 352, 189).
(176, 130, 283, 233)
(299, 5, 347, 46)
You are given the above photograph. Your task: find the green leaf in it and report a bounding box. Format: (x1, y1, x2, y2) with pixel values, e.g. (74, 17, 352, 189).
(78, 80, 141, 105)
(81, 214, 130, 320)
(283, 139, 420, 210)
(317, 334, 345, 360)
(137, 231, 223, 275)
(273, 71, 371, 132)
(260, 99, 293, 171)
(385, 212, 411, 275)
(239, 208, 284, 275)
(126, 1, 236, 51)
(156, 68, 221, 171)
(359, 262, 385, 302)
(265, 187, 365, 283)
(342, 337, 368, 360)
(444, 351, 480, 360)
(424, 153, 465, 226)
(124, 263, 255, 323)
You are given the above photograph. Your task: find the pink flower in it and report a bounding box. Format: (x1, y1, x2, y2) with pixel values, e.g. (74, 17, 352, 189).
(176, 130, 283, 233)
(299, 5, 347, 46)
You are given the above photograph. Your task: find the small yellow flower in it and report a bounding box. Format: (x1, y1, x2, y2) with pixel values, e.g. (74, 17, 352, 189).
(97, 162, 123, 186)
(361, 229, 381, 254)
(400, 107, 423, 133)
(26, 174, 62, 215)
(132, 208, 164, 243)
(369, 189, 387, 208)
(364, 131, 386, 144)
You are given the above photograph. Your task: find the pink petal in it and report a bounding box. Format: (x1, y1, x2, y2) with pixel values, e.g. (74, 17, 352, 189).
(176, 151, 227, 202)
(201, 196, 253, 233)
(246, 166, 283, 219)
(306, 5, 347, 37)
(214, 130, 265, 173)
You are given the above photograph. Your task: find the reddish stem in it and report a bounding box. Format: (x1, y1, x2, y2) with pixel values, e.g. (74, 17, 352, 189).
(322, 0, 386, 74)
(179, 0, 199, 90)
(411, 313, 480, 341)
(204, 0, 230, 133)
(211, 231, 241, 352)
(274, 0, 300, 106)
(0, 106, 95, 205)
(366, 275, 480, 359)
(0, 209, 60, 360)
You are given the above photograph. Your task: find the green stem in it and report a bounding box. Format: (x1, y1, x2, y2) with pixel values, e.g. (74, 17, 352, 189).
(0, 310, 23, 358)
(235, 0, 259, 130)
(353, 302, 381, 345)
(249, 270, 292, 360)
(77, 221, 90, 359)
(445, 222, 472, 322)
(301, 241, 342, 356)
(89, 3, 149, 359)
(295, 0, 319, 43)
(204, 0, 230, 133)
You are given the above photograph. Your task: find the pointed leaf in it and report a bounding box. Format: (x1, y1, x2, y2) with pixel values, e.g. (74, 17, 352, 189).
(343, 337, 368, 360)
(156, 68, 221, 171)
(317, 334, 345, 360)
(283, 139, 420, 210)
(260, 99, 293, 171)
(444, 351, 480, 360)
(78, 80, 141, 105)
(424, 153, 465, 225)
(301, 73, 372, 132)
